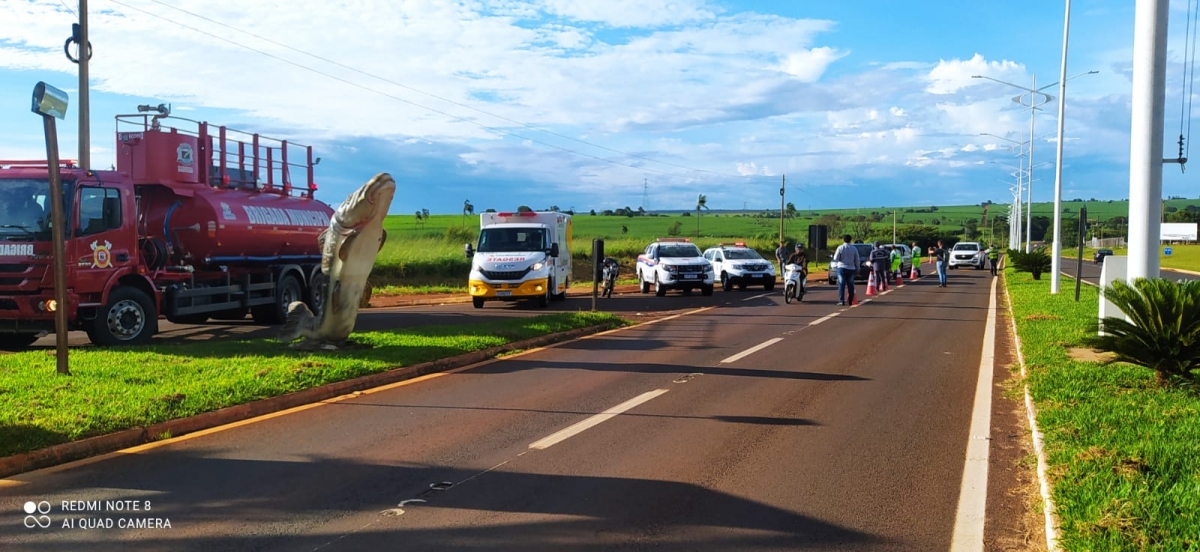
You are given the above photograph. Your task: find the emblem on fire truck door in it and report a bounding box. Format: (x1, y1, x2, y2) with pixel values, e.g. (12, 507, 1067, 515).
(177, 143, 195, 174)
(90, 240, 113, 269)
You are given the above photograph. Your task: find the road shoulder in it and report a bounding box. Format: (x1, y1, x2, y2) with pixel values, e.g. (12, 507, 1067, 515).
(984, 274, 1048, 551)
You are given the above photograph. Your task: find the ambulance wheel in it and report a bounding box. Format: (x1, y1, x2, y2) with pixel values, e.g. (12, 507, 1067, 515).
(555, 278, 568, 301)
(473, 298, 485, 309)
(88, 286, 157, 346)
(538, 280, 552, 308)
(253, 274, 302, 324)
(0, 333, 39, 351)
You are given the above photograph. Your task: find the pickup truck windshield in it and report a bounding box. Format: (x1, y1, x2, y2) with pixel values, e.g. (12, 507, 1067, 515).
(723, 249, 762, 260)
(0, 179, 71, 241)
(659, 244, 702, 258)
(954, 243, 980, 251)
(477, 227, 547, 253)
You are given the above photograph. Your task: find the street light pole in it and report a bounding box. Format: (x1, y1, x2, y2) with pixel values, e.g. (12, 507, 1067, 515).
(1050, 0, 1073, 293)
(31, 82, 71, 376)
(1127, 0, 1168, 283)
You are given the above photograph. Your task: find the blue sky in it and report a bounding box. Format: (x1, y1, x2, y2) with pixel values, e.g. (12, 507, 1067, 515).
(1, 0, 1198, 216)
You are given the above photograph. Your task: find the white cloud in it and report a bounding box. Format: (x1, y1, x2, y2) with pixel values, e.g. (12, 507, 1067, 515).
(778, 46, 846, 82)
(926, 53, 1025, 95)
(890, 106, 906, 117)
(736, 161, 773, 176)
(534, 0, 716, 27)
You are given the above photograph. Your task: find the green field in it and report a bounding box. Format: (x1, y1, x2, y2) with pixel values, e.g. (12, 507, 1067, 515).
(1006, 269, 1200, 549)
(0, 313, 626, 458)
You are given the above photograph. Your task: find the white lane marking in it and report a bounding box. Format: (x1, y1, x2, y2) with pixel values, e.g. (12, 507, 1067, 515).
(809, 312, 839, 326)
(742, 292, 772, 302)
(949, 273, 999, 551)
(719, 337, 784, 364)
(529, 389, 669, 450)
(1060, 270, 1098, 288)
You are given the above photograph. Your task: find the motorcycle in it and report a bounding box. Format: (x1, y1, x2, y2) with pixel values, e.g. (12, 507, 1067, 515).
(783, 263, 806, 304)
(601, 257, 619, 298)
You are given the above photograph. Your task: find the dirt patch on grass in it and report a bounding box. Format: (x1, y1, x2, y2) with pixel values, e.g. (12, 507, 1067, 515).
(1067, 347, 1116, 363)
(1024, 314, 1062, 321)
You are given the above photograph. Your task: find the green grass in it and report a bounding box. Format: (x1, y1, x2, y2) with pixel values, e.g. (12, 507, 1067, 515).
(1005, 268, 1200, 549)
(0, 312, 628, 458)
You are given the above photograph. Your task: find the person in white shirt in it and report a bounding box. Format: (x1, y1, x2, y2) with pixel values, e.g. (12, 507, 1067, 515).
(832, 234, 860, 305)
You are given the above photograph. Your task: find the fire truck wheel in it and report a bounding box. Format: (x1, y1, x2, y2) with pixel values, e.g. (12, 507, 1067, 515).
(253, 274, 302, 325)
(0, 333, 39, 351)
(89, 286, 157, 346)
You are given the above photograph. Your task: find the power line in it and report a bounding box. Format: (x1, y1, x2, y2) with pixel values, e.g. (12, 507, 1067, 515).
(129, 0, 750, 181)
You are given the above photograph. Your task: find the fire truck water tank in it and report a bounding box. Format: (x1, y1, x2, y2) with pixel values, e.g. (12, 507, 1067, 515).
(141, 185, 335, 268)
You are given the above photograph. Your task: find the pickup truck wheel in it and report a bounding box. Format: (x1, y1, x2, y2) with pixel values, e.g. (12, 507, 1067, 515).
(252, 274, 302, 324)
(764, 280, 775, 291)
(639, 271, 649, 294)
(88, 286, 157, 346)
(654, 276, 666, 297)
(0, 333, 39, 351)
(721, 273, 732, 291)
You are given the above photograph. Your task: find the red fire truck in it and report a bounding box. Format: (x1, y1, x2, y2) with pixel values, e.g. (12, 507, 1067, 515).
(0, 105, 334, 349)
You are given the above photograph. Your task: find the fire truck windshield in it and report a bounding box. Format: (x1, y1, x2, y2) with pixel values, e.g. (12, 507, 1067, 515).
(477, 227, 547, 253)
(0, 179, 72, 241)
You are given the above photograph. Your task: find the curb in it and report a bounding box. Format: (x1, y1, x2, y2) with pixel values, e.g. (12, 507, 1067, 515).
(1000, 272, 1061, 551)
(0, 323, 620, 479)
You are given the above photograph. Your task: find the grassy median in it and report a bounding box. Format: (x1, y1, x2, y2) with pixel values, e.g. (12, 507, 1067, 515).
(0, 312, 627, 459)
(1005, 268, 1200, 549)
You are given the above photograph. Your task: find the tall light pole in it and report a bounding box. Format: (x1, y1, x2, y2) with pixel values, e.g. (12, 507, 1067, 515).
(32, 82, 71, 375)
(779, 174, 786, 245)
(1127, 0, 1169, 283)
(984, 133, 1027, 248)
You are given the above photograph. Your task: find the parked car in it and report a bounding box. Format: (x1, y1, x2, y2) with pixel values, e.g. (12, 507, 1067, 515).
(702, 242, 776, 291)
(948, 241, 986, 269)
(636, 238, 715, 296)
(826, 243, 876, 284)
(1094, 248, 1114, 264)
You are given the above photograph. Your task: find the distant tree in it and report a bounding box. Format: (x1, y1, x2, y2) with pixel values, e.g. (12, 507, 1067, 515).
(667, 221, 683, 236)
(415, 210, 425, 229)
(589, 209, 597, 216)
(637, 206, 645, 216)
(786, 202, 796, 219)
(549, 205, 560, 212)
(462, 199, 474, 228)
(695, 194, 710, 236)
(601, 209, 614, 216)
(517, 205, 533, 213)
(622, 225, 628, 235)
(484, 208, 496, 213)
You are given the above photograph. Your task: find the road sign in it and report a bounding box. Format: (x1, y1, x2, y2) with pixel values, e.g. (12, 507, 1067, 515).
(1165, 247, 1173, 256)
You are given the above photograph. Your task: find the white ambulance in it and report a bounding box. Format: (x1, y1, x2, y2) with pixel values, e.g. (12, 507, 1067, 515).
(465, 211, 572, 308)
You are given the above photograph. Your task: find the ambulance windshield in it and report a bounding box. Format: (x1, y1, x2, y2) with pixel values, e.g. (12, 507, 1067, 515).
(477, 227, 548, 253)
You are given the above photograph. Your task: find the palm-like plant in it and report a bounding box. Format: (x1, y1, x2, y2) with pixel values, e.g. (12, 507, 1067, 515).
(695, 194, 709, 236)
(1008, 249, 1051, 279)
(1083, 277, 1200, 386)
(462, 200, 474, 228)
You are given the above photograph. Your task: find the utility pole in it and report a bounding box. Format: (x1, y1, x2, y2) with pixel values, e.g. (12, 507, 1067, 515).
(78, 0, 90, 170)
(642, 178, 648, 212)
(1127, 0, 1169, 282)
(779, 174, 785, 244)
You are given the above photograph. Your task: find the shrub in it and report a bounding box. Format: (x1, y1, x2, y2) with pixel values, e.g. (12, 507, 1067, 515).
(445, 225, 476, 244)
(666, 221, 683, 236)
(1084, 278, 1200, 386)
(1008, 249, 1051, 279)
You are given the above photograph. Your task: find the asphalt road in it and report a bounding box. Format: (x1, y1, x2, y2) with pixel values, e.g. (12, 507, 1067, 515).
(1057, 256, 1199, 286)
(2, 265, 1005, 551)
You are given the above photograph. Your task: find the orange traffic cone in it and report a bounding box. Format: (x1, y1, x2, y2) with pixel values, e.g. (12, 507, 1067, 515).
(897, 270, 904, 286)
(911, 264, 919, 280)
(866, 271, 877, 296)
(880, 273, 888, 291)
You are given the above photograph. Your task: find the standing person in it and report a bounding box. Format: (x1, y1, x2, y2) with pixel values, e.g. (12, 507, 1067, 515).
(889, 245, 902, 280)
(832, 234, 860, 306)
(775, 241, 788, 273)
(869, 241, 890, 289)
(931, 240, 949, 287)
(911, 242, 922, 272)
(988, 244, 1000, 276)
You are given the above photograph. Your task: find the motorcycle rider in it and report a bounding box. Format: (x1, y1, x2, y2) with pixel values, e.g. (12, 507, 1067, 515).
(786, 243, 808, 293)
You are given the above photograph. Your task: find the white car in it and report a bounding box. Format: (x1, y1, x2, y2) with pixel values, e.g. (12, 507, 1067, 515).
(636, 239, 715, 296)
(948, 241, 986, 269)
(702, 243, 776, 291)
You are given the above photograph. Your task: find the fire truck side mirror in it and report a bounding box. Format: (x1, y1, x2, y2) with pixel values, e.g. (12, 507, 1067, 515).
(464, 243, 474, 258)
